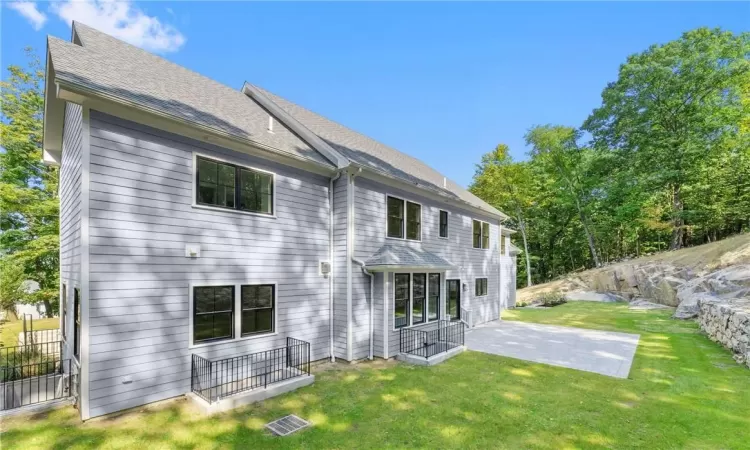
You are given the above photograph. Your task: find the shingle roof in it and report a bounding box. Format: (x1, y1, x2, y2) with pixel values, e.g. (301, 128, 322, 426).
(248, 84, 506, 218)
(48, 22, 506, 218)
(48, 23, 332, 167)
(364, 243, 455, 271)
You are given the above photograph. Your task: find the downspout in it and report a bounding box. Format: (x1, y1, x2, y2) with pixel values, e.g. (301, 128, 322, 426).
(353, 258, 374, 360)
(329, 170, 343, 362)
(347, 167, 362, 361)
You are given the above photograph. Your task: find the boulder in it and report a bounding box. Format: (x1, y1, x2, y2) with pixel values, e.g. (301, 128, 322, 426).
(673, 293, 716, 319)
(652, 276, 685, 306)
(565, 291, 622, 303)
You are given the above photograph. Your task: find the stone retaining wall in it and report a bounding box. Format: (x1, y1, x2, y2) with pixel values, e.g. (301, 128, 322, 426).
(698, 297, 750, 369)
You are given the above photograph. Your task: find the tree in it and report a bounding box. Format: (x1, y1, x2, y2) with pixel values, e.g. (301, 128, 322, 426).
(584, 28, 750, 249)
(471, 144, 535, 287)
(0, 48, 59, 316)
(525, 125, 602, 267)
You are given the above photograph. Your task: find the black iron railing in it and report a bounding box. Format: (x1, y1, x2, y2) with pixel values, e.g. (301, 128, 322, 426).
(191, 337, 311, 404)
(0, 341, 72, 410)
(1, 342, 63, 381)
(400, 320, 464, 360)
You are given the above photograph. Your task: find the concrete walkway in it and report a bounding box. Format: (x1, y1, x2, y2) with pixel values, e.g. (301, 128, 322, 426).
(465, 321, 640, 378)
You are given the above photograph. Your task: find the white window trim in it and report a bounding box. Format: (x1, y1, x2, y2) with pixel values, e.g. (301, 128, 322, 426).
(438, 209, 449, 239)
(472, 219, 491, 250)
(188, 281, 279, 349)
(474, 277, 488, 297)
(384, 193, 422, 242)
(60, 281, 68, 343)
(392, 271, 443, 331)
(191, 152, 278, 219)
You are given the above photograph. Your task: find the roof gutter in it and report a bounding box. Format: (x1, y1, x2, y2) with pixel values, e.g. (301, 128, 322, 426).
(349, 162, 510, 221)
(53, 77, 338, 174)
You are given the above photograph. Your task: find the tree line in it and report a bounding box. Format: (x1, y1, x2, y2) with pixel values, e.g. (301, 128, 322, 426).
(470, 28, 750, 288)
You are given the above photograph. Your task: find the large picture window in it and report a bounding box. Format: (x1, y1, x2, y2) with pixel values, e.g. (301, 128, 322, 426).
(394, 274, 410, 328)
(473, 220, 490, 249)
(196, 156, 274, 215)
(475, 278, 488, 297)
(428, 274, 440, 321)
(439, 210, 448, 238)
(73, 288, 80, 358)
(241, 284, 275, 336)
(386, 196, 422, 241)
(193, 286, 235, 344)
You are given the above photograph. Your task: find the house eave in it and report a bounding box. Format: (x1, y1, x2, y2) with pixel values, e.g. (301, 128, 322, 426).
(50, 77, 339, 177)
(364, 264, 456, 272)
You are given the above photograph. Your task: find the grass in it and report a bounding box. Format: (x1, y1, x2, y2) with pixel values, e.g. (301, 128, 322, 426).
(2, 302, 749, 449)
(0, 317, 59, 349)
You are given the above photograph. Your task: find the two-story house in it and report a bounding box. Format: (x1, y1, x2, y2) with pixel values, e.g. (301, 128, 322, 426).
(44, 22, 517, 419)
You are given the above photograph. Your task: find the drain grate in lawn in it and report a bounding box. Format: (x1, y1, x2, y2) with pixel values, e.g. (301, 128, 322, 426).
(265, 414, 311, 436)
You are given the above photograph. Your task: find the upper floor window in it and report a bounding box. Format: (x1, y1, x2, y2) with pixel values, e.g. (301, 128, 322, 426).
(473, 220, 490, 249)
(500, 235, 507, 255)
(196, 156, 274, 215)
(387, 195, 421, 241)
(439, 210, 448, 238)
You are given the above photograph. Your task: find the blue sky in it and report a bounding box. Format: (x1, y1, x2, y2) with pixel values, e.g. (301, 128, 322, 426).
(2, 2, 748, 187)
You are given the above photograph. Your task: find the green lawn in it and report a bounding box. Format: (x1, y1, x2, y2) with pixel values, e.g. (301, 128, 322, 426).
(0, 317, 59, 348)
(2, 302, 748, 449)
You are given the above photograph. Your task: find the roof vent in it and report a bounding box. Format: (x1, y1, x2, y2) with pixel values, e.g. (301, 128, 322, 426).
(267, 116, 274, 133)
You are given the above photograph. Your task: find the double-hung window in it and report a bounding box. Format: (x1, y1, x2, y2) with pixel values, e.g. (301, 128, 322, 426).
(428, 274, 440, 321)
(394, 274, 410, 328)
(473, 220, 490, 249)
(386, 196, 421, 241)
(241, 284, 275, 336)
(196, 156, 274, 215)
(475, 278, 488, 297)
(73, 288, 80, 358)
(439, 210, 448, 238)
(193, 286, 235, 344)
(412, 274, 426, 325)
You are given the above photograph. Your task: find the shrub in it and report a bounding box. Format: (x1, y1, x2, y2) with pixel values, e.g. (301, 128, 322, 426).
(534, 292, 567, 307)
(516, 301, 528, 308)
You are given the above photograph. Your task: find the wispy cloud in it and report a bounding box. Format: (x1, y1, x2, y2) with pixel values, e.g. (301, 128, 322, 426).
(51, 0, 186, 53)
(8, 1, 48, 31)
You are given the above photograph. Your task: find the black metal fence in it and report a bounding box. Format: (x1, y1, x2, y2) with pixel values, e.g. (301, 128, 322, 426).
(400, 320, 464, 360)
(191, 337, 311, 404)
(0, 341, 73, 410)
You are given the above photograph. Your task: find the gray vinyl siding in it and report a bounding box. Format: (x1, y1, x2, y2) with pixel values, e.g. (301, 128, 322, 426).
(332, 175, 348, 359)
(351, 178, 501, 358)
(85, 110, 331, 417)
(59, 103, 83, 362)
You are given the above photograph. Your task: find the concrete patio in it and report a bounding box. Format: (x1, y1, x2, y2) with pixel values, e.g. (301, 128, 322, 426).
(465, 321, 640, 378)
